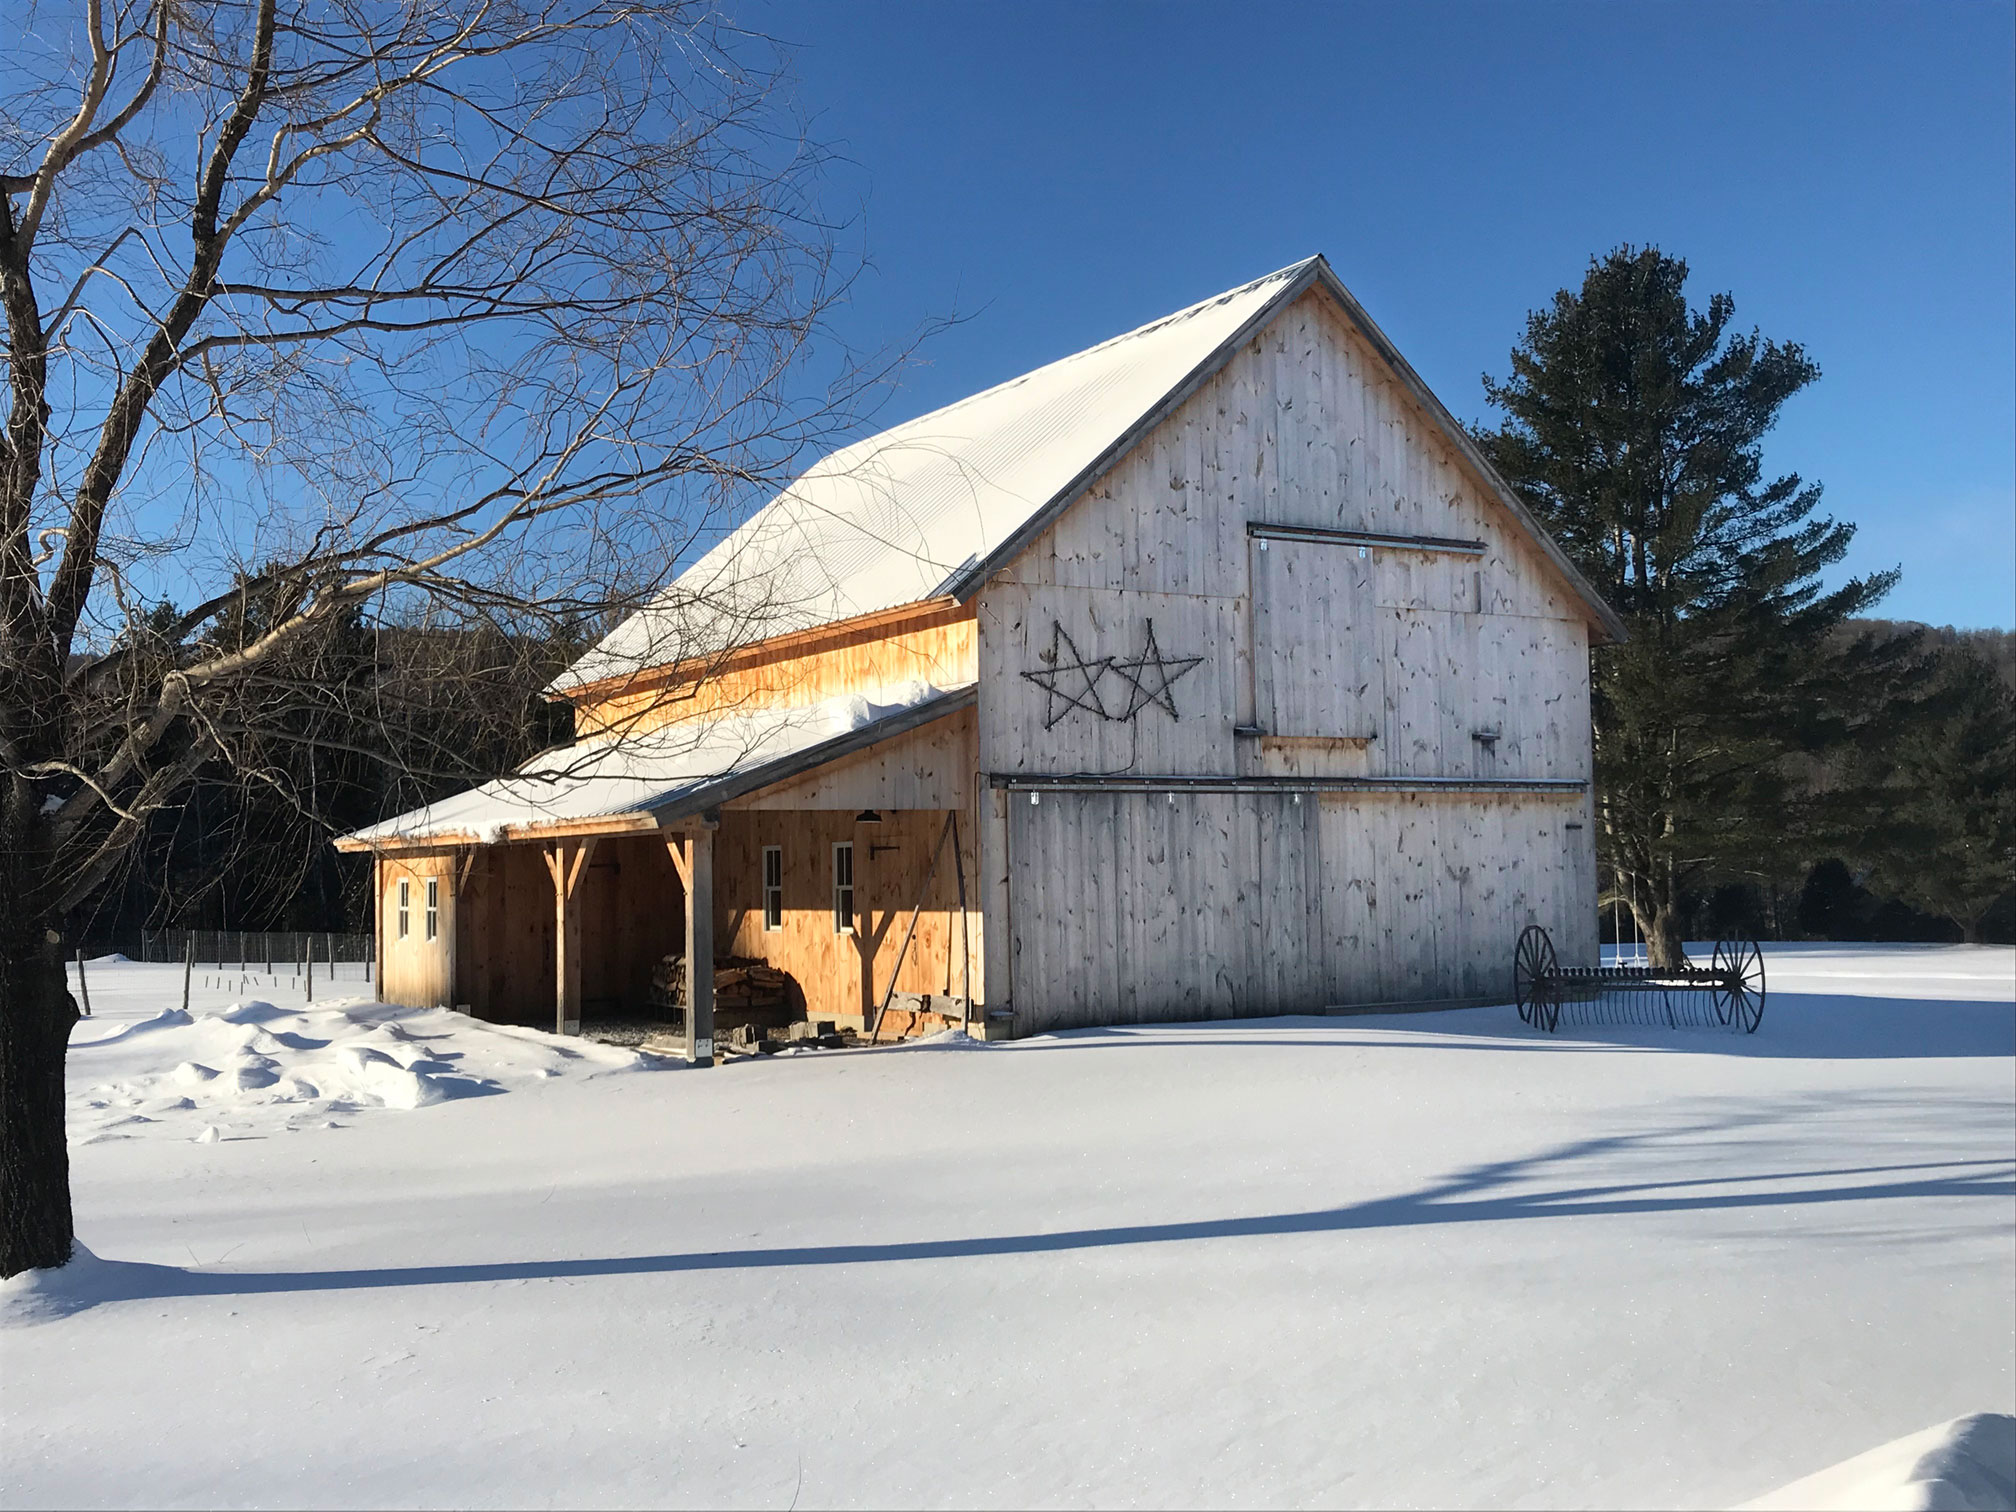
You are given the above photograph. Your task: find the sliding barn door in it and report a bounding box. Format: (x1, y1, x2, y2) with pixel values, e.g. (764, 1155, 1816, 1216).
(1005, 789, 1324, 1034)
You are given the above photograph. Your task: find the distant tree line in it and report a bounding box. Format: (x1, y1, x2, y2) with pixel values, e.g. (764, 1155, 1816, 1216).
(69, 599, 584, 945)
(1612, 620, 2013, 947)
(1479, 246, 2013, 958)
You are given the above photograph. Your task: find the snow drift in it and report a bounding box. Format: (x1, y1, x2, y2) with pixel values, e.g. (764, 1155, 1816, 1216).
(66, 977, 658, 1146)
(1740, 1414, 2016, 1511)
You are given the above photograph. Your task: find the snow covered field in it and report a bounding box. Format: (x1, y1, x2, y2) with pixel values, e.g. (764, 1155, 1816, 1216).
(4, 945, 2012, 1510)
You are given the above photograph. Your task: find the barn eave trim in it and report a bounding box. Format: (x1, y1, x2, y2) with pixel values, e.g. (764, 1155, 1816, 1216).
(988, 773, 1588, 796)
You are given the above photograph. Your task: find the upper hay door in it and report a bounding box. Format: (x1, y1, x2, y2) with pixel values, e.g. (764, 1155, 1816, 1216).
(1248, 532, 1380, 739)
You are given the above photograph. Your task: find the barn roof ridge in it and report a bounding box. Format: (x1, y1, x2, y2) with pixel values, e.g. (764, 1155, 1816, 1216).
(555, 257, 1620, 695)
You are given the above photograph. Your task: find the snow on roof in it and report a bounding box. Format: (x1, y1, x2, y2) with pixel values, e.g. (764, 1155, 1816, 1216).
(552, 259, 1321, 693)
(341, 682, 973, 849)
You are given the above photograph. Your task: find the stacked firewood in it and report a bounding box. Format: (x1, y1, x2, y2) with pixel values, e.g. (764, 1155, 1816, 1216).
(651, 954, 794, 1012)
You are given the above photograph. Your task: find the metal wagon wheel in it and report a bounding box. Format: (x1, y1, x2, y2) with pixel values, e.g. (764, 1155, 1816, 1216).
(1711, 940, 1738, 1025)
(1513, 925, 1560, 1032)
(1713, 938, 1767, 1032)
(1727, 939, 1766, 1032)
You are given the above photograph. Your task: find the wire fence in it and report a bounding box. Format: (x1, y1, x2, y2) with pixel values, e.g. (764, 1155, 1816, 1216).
(63, 929, 377, 1015)
(136, 929, 376, 986)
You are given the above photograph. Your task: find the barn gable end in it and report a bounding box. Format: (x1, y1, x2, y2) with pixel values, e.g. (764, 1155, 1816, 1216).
(972, 286, 1600, 1032)
(976, 287, 1593, 782)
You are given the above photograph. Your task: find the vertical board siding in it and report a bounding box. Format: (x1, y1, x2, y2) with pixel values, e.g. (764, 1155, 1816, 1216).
(983, 288, 1601, 1034)
(378, 852, 457, 1009)
(454, 843, 567, 1024)
(978, 585, 1241, 778)
(729, 707, 976, 812)
(1008, 789, 1592, 1033)
(1251, 537, 1379, 738)
(716, 807, 982, 1026)
(979, 286, 1594, 791)
(574, 609, 976, 738)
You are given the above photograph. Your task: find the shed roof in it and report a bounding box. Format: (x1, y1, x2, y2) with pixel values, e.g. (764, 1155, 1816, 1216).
(337, 684, 974, 852)
(555, 256, 1622, 697)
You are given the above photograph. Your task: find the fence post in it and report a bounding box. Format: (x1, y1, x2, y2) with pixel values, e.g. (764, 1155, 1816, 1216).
(75, 947, 92, 1017)
(305, 935, 314, 1003)
(181, 935, 194, 1015)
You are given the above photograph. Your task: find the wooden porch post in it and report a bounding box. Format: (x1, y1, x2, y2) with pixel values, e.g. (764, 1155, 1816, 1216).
(683, 819, 716, 1066)
(544, 838, 596, 1035)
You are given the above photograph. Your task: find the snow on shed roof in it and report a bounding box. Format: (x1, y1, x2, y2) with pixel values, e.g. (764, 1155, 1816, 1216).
(552, 259, 1321, 693)
(338, 683, 973, 851)
(554, 255, 1624, 696)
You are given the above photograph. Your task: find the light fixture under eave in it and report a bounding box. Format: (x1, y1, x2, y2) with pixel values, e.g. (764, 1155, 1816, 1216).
(855, 809, 884, 824)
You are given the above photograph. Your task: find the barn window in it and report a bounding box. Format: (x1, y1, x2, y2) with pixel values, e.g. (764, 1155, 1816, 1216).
(424, 878, 439, 941)
(762, 846, 783, 931)
(396, 879, 410, 939)
(832, 842, 855, 935)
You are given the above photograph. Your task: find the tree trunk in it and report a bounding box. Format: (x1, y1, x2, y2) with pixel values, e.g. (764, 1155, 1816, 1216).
(0, 905, 78, 1279)
(1623, 865, 1689, 971)
(1646, 901, 1687, 970)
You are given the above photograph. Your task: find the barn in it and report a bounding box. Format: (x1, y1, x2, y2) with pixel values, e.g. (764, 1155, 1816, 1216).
(337, 255, 1624, 1057)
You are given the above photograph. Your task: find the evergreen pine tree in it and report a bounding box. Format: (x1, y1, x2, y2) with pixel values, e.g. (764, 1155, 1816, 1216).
(1478, 247, 1916, 966)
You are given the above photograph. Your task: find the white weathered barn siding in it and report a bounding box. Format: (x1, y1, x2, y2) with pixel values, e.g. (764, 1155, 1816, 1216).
(977, 289, 1599, 1032)
(1003, 790, 1592, 1030)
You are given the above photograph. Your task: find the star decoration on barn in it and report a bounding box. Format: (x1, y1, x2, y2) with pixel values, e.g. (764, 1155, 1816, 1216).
(1107, 618, 1204, 720)
(1021, 621, 1116, 728)
(1021, 618, 1204, 728)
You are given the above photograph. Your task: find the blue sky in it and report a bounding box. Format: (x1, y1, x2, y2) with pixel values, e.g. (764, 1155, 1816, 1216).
(750, 0, 2016, 630)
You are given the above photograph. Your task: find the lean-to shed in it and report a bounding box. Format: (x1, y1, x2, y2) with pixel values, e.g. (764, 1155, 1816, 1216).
(338, 255, 1622, 1054)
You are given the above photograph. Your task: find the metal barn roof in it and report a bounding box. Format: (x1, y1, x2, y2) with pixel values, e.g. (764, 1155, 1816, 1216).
(338, 684, 974, 850)
(552, 260, 1320, 693)
(556, 255, 1622, 697)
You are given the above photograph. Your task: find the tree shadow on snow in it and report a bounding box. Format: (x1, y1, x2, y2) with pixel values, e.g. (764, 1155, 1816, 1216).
(43, 1096, 2014, 1315)
(1012, 987, 2015, 1061)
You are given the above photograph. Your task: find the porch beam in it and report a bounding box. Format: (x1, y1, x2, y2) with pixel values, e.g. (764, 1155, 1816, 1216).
(543, 838, 597, 1036)
(682, 820, 716, 1067)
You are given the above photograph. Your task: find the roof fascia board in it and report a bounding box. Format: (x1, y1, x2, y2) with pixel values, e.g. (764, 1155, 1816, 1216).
(943, 258, 1328, 605)
(334, 830, 482, 856)
(554, 596, 971, 707)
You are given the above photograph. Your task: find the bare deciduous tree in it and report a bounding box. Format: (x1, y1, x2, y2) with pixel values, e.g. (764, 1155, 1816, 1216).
(1, 0, 862, 1276)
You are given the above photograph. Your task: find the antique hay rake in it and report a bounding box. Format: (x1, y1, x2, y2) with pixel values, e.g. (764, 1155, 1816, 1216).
(1512, 925, 1766, 1034)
